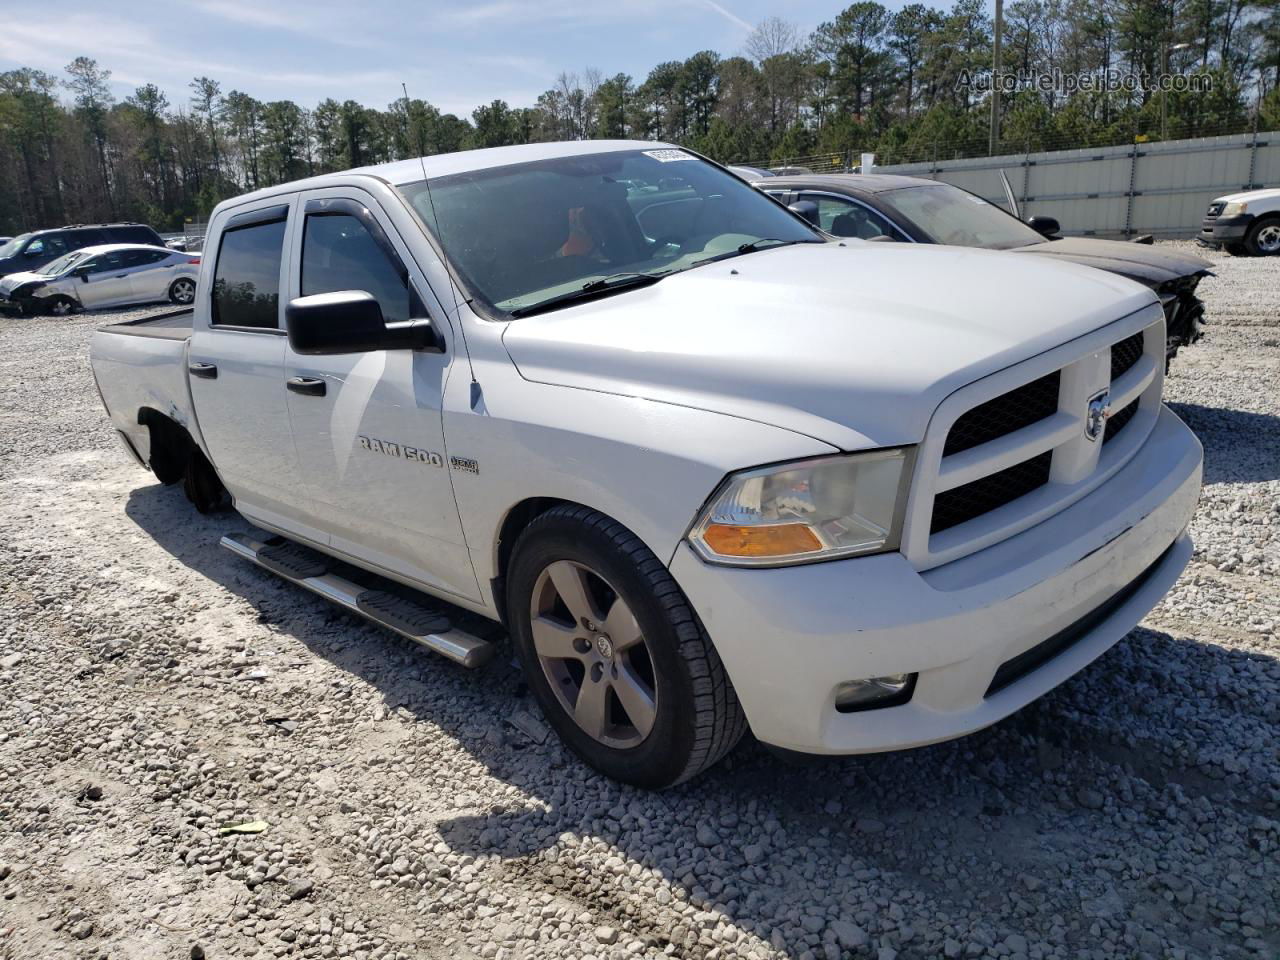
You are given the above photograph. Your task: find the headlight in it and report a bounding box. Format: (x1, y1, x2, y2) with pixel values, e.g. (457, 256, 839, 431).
(1222, 201, 1247, 216)
(688, 448, 914, 566)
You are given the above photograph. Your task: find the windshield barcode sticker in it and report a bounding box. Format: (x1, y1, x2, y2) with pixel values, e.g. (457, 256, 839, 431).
(643, 149, 692, 162)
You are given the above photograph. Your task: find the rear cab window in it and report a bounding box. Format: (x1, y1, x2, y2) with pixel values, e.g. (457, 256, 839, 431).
(211, 207, 288, 330)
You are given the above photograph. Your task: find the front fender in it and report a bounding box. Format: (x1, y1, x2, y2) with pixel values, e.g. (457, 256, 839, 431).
(444, 370, 837, 610)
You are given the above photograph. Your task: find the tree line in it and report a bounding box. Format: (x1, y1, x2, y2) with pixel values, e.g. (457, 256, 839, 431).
(2, 0, 1279, 234)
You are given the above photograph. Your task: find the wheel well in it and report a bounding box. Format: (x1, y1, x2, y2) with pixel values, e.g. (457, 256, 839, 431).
(137, 408, 193, 483)
(492, 497, 574, 625)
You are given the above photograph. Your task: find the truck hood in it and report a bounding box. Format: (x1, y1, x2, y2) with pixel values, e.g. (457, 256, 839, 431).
(1213, 186, 1280, 205)
(1006, 236, 1212, 287)
(501, 242, 1158, 450)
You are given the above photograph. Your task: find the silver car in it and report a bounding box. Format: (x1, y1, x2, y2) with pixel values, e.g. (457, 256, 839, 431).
(0, 244, 200, 316)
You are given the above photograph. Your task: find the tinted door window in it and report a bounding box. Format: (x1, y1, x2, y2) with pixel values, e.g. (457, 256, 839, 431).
(25, 235, 69, 259)
(301, 214, 410, 323)
(112, 226, 162, 245)
(212, 219, 287, 329)
(83, 251, 127, 274)
(68, 229, 108, 249)
(801, 194, 900, 241)
(120, 249, 168, 267)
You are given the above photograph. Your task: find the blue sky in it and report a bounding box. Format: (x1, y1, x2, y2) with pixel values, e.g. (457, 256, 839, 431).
(0, 0, 923, 119)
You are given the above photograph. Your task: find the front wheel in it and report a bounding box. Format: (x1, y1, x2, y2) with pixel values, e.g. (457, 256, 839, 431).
(43, 296, 76, 316)
(1245, 216, 1280, 256)
(506, 505, 746, 788)
(168, 278, 196, 304)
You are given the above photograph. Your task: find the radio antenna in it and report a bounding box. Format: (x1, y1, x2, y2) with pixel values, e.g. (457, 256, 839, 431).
(402, 82, 480, 407)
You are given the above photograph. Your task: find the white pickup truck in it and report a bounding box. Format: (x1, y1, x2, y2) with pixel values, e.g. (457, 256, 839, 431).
(90, 140, 1203, 788)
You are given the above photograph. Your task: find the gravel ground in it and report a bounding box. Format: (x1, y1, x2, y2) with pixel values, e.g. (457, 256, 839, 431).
(0, 243, 1276, 960)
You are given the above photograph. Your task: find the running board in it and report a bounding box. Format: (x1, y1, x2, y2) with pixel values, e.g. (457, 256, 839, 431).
(219, 532, 494, 668)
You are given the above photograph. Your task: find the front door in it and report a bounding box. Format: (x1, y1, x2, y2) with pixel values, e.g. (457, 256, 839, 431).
(75, 250, 134, 308)
(282, 188, 479, 601)
(187, 199, 326, 544)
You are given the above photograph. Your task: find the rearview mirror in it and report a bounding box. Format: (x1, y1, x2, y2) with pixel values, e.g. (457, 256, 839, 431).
(1027, 215, 1061, 238)
(286, 290, 441, 355)
(788, 200, 820, 226)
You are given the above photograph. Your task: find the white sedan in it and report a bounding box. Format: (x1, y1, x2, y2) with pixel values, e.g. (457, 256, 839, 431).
(0, 244, 200, 315)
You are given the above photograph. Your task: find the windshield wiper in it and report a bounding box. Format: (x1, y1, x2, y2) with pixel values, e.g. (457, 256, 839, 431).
(691, 237, 815, 268)
(508, 272, 667, 318)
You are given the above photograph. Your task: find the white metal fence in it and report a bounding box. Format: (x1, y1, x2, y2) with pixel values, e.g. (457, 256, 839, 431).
(873, 131, 1279, 239)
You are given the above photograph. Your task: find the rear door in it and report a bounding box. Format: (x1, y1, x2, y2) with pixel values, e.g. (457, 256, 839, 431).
(281, 187, 478, 601)
(187, 199, 326, 544)
(118, 247, 173, 303)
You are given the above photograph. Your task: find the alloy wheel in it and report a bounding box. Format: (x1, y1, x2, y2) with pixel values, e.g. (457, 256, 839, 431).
(173, 280, 196, 303)
(529, 559, 658, 748)
(50, 299, 73, 316)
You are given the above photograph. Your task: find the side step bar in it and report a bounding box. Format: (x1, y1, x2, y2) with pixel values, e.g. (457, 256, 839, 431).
(220, 532, 495, 668)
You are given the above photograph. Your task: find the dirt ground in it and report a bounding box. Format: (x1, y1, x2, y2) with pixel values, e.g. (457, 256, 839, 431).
(0, 242, 1276, 960)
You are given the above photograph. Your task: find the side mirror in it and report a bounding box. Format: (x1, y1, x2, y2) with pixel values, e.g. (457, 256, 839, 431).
(788, 200, 820, 226)
(23, 247, 42, 258)
(286, 290, 441, 355)
(74, 267, 91, 281)
(1027, 215, 1060, 238)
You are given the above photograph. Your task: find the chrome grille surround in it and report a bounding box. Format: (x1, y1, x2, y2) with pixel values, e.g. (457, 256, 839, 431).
(902, 306, 1167, 572)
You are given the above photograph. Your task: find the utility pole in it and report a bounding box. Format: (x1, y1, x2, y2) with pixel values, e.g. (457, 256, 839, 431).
(989, 0, 1004, 155)
(1161, 42, 1191, 140)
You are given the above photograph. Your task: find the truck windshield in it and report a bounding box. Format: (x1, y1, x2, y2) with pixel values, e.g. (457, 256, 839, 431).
(0, 234, 31, 259)
(398, 148, 822, 317)
(37, 251, 89, 276)
(876, 183, 1046, 250)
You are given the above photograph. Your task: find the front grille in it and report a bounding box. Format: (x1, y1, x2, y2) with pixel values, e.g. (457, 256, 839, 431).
(1103, 399, 1138, 443)
(942, 372, 1061, 457)
(1110, 332, 1144, 381)
(930, 451, 1052, 534)
(984, 542, 1173, 698)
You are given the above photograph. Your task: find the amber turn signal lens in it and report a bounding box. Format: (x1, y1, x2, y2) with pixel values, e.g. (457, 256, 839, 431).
(701, 522, 823, 558)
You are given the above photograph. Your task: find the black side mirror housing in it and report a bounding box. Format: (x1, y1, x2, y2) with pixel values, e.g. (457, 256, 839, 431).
(788, 200, 820, 226)
(286, 290, 441, 355)
(1028, 215, 1061, 238)
(74, 267, 90, 281)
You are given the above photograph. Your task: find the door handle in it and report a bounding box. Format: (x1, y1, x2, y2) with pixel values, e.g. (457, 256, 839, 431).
(115, 274, 128, 279)
(188, 362, 218, 379)
(287, 376, 326, 397)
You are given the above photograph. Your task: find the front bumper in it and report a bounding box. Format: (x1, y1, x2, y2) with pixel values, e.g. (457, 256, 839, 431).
(671, 405, 1202, 754)
(1198, 213, 1252, 245)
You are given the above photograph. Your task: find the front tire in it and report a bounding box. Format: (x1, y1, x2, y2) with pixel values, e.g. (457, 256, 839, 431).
(1244, 216, 1280, 256)
(169, 278, 196, 304)
(506, 505, 745, 788)
(43, 296, 77, 316)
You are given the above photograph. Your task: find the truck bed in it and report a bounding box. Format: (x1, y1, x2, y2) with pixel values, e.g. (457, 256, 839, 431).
(97, 309, 193, 341)
(90, 309, 198, 468)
